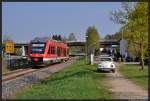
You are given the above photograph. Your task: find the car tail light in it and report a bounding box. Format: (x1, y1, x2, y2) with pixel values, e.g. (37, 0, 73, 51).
(34, 58, 38, 62)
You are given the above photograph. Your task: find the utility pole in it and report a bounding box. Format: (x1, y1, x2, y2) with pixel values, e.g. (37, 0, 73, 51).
(122, 27, 123, 41)
(121, 25, 126, 62)
(85, 36, 88, 64)
(89, 41, 99, 65)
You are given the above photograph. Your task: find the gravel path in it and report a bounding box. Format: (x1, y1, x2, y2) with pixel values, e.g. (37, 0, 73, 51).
(105, 65, 148, 99)
(2, 58, 77, 99)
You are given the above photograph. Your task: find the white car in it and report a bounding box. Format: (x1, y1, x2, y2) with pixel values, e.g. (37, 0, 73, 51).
(97, 56, 116, 73)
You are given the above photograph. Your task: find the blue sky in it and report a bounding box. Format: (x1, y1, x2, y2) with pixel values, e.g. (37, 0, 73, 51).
(2, 2, 122, 43)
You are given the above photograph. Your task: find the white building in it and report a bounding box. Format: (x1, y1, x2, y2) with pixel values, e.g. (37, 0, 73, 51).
(120, 39, 127, 58)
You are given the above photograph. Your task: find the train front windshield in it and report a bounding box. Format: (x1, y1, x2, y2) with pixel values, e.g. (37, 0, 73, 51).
(31, 43, 45, 54)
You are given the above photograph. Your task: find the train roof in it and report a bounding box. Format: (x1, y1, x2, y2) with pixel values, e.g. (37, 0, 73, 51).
(31, 37, 49, 43)
(31, 37, 68, 47)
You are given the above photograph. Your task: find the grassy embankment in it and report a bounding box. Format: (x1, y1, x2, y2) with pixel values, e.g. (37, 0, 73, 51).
(15, 58, 113, 99)
(119, 64, 148, 90)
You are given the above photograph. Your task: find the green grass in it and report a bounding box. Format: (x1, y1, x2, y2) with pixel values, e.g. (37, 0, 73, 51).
(15, 58, 113, 99)
(119, 64, 148, 90)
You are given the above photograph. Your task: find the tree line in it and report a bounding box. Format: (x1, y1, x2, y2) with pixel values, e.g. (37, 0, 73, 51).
(110, 2, 148, 70)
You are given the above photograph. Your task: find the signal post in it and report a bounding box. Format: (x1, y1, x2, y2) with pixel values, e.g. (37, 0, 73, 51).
(5, 40, 15, 68)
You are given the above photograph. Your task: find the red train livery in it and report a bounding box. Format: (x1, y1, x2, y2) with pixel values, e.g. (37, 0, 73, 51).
(28, 37, 69, 66)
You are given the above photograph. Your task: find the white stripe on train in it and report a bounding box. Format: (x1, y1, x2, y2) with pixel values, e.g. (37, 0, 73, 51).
(43, 57, 69, 62)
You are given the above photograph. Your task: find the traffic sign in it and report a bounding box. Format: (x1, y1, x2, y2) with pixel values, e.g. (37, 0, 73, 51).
(5, 40, 14, 53)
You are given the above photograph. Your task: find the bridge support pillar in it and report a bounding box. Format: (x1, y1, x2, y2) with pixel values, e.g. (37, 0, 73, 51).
(90, 53, 94, 65)
(22, 46, 25, 56)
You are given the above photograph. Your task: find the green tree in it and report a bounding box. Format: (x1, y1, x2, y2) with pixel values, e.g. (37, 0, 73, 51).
(104, 32, 122, 40)
(110, 2, 134, 25)
(52, 34, 62, 41)
(105, 34, 112, 40)
(61, 36, 68, 42)
(86, 26, 100, 56)
(124, 2, 148, 70)
(110, 2, 148, 70)
(68, 33, 77, 41)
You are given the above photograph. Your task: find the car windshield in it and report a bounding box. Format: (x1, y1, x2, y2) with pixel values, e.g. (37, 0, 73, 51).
(99, 57, 112, 61)
(31, 43, 45, 54)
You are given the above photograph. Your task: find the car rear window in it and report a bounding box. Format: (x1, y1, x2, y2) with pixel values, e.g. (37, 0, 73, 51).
(100, 58, 111, 61)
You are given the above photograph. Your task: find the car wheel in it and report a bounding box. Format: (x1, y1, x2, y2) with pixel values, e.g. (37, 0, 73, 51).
(112, 69, 115, 73)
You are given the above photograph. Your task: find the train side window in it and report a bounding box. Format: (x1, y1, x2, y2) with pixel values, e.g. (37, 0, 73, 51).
(67, 49, 69, 55)
(50, 46, 56, 54)
(48, 46, 51, 54)
(66, 49, 67, 56)
(51, 46, 53, 54)
(64, 49, 66, 56)
(53, 46, 56, 54)
(59, 48, 61, 56)
(55, 46, 57, 54)
(57, 47, 58, 56)
(60, 48, 62, 55)
(50, 47, 52, 54)
(57, 47, 61, 56)
(51, 47, 53, 54)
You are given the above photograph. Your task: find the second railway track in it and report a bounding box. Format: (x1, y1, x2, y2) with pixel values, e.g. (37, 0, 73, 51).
(2, 68, 38, 82)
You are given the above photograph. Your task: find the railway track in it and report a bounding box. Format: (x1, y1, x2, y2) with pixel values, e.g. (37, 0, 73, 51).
(2, 68, 38, 82)
(2, 63, 60, 82)
(2, 68, 31, 76)
(2, 57, 78, 82)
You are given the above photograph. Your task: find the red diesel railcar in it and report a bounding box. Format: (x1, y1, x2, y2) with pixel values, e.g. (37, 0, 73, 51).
(28, 37, 69, 66)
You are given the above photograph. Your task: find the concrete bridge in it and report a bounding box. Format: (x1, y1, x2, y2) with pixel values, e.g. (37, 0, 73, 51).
(66, 40, 119, 56)
(2, 40, 120, 56)
(65, 40, 119, 47)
